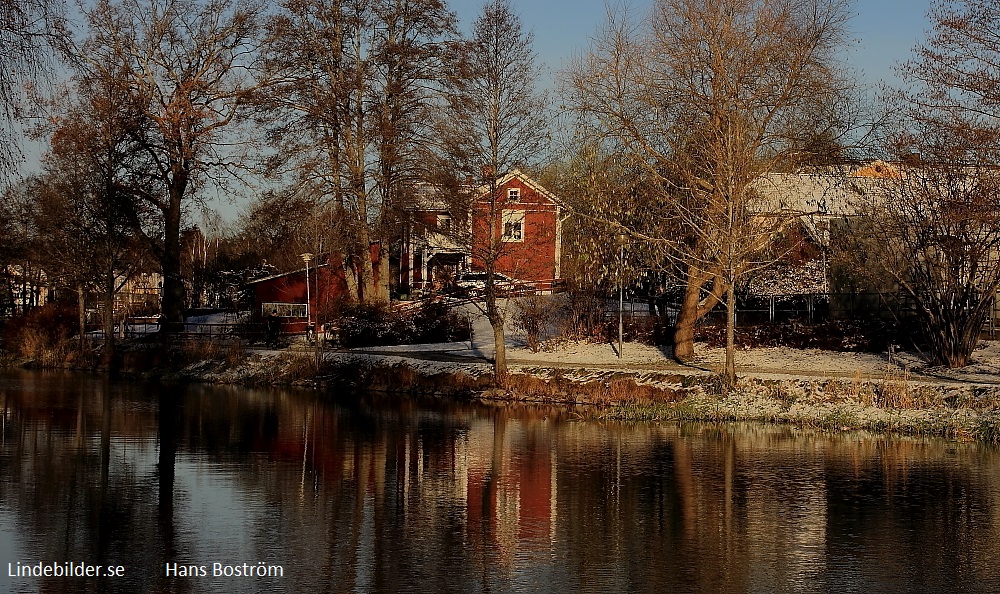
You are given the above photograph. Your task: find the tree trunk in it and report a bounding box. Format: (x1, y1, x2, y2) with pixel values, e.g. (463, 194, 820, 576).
(724, 283, 736, 384)
(490, 308, 507, 386)
(102, 274, 116, 367)
(160, 180, 187, 332)
(359, 251, 376, 303)
(77, 284, 86, 355)
(932, 318, 979, 368)
(376, 249, 390, 302)
(673, 281, 701, 362)
(673, 266, 721, 363)
(355, 222, 380, 304)
(344, 258, 359, 302)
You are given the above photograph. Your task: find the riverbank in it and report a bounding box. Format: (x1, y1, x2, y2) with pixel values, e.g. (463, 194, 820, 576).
(7, 331, 1000, 443)
(126, 337, 1000, 443)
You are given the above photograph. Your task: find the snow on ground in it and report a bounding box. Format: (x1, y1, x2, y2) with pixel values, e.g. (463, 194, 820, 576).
(691, 344, 890, 376)
(331, 351, 493, 378)
(505, 340, 895, 378)
(508, 340, 676, 367)
(513, 340, 1000, 385)
(337, 298, 1000, 384)
(888, 341, 1000, 383)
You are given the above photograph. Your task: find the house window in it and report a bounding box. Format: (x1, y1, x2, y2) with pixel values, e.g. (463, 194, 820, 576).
(502, 210, 524, 242)
(262, 302, 307, 318)
(437, 214, 452, 231)
(507, 188, 520, 202)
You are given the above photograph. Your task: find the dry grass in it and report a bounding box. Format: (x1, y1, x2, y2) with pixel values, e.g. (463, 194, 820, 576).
(7, 328, 101, 369)
(878, 365, 917, 408)
(499, 372, 685, 405)
(180, 339, 248, 368)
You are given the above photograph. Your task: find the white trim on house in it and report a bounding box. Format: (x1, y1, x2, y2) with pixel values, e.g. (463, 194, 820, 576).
(555, 205, 564, 280)
(475, 169, 563, 206)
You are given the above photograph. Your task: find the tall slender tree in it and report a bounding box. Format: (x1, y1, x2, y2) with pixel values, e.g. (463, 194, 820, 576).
(31, 71, 153, 360)
(436, 0, 548, 385)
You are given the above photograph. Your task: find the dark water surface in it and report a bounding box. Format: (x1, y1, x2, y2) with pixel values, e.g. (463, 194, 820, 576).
(1, 370, 999, 593)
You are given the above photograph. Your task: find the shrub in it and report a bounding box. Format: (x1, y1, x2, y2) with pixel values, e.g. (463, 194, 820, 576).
(512, 295, 557, 352)
(337, 300, 470, 348)
(1, 304, 79, 359)
(338, 303, 405, 347)
(561, 290, 606, 340)
(693, 317, 920, 353)
(412, 300, 471, 343)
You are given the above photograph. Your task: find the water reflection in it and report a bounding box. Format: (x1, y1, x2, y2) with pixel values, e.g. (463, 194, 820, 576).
(1, 370, 999, 593)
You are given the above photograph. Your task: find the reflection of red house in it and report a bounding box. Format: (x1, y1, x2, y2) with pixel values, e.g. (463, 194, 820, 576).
(246, 250, 380, 332)
(400, 170, 564, 296)
(464, 421, 555, 553)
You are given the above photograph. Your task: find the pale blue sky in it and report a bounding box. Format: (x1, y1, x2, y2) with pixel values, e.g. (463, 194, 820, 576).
(19, 0, 934, 223)
(449, 0, 933, 92)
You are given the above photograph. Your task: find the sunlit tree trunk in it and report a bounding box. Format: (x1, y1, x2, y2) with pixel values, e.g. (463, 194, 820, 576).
(724, 283, 736, 384)
(673, 267, 721, 363)
(436, 1, 547, 387)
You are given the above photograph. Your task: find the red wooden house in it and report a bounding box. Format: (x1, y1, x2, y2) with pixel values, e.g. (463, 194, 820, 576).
(400, 170, 564, 295)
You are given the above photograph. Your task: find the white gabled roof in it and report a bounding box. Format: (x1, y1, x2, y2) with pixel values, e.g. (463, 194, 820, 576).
(476, 169, 562, 206)
(246, 263, 328, 285)
(422, 231, 465, 252)
(408, 182, 453, 211)
(754, 172, 871, 217)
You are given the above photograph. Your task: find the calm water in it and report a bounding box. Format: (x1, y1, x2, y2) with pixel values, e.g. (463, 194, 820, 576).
(1, 371, 1000, 593)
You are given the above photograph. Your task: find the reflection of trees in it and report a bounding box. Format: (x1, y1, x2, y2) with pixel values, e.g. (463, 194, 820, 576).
(0, 373, 169, 592)
(156, 389, 180, 567)
(549, 424, 1000, 592)
(3, 373, 1000, 592)
(821, 438, 999, 591)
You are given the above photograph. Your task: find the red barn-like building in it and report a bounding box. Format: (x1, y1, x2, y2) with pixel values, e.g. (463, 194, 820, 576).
(247, 250, 380, 333)
(400, 170, 564, 295)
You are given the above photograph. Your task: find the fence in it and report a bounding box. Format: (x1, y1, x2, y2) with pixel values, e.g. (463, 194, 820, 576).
(612, 292, 951, 327)
(125, 320, 267, 342)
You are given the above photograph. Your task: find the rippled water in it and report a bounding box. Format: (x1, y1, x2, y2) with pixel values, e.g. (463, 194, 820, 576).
(2, 370, 1000, 593)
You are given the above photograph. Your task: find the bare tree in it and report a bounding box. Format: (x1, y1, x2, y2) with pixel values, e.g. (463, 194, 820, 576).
(847, 162, 1000, 367)
(565, 0, 855, 382)
(68, 0, 263, 332)
(843, 0, 1000, 367)
(32, 72, 153, 361)
(263, 0, 455, 303)
(0, 0, 62, 182)
(435, 0, 548, 385)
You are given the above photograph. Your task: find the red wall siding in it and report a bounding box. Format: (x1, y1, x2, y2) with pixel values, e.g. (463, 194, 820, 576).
(251, 253, 372, 331)
(471, 177, 559, 282)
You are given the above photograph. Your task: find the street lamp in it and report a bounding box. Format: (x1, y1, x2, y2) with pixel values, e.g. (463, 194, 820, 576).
(300, 252, 314, 332)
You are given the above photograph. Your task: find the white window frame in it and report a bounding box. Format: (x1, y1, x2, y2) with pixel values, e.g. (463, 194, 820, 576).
(501, 210, 524, 242)
(507, 188, 520, 202)
(436, 214, 452, 231)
